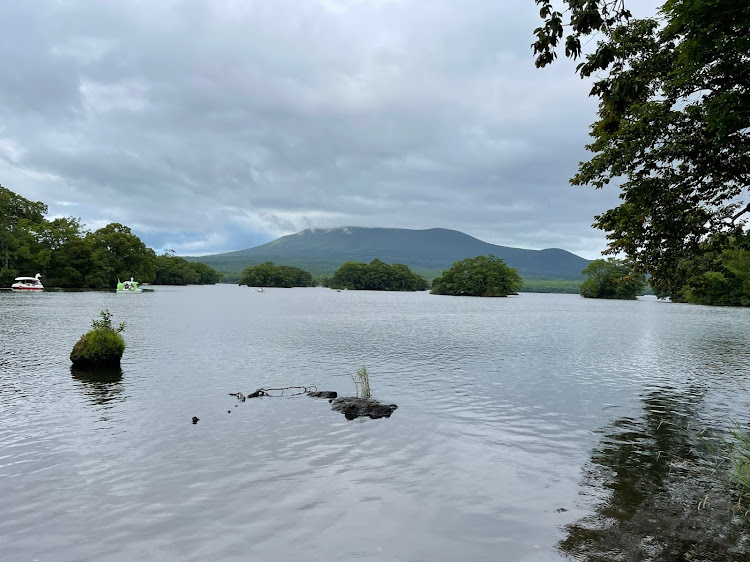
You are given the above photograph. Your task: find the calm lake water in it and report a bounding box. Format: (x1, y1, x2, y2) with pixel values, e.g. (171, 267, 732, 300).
(2, 286, 750, 561)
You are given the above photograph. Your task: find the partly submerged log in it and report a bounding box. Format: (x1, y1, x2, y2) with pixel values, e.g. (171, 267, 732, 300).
(331, 397, 398, 420)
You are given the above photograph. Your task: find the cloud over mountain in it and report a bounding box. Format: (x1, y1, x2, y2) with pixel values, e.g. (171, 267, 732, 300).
(0, 0, 643, 258)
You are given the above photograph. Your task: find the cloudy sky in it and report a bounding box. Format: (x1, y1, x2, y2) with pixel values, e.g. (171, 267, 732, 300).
(0, 0, 658, 259)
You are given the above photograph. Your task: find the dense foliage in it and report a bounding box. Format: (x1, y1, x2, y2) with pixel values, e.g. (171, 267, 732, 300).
(579, 258, 646, 300)
(324, 259, 428, 291)
(654, 233, 750, 306)
(238, 261, 315, 288)
(533, 0, 750, 305)
(70, 309, 126, 367)
(0, 185, 219, 288)
(87, 223, 157, 287)
(153, 251, 222, 285)
(430, 255, 522, 297)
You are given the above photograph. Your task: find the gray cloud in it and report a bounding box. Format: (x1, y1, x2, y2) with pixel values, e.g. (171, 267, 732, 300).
(0, 0, 650, 258)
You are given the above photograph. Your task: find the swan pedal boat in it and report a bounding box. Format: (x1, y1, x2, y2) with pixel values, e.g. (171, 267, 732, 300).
(11, 274, 43, 291)
(117, 278, 142, 293)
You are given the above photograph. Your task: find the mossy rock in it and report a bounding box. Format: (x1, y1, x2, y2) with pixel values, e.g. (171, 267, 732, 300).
(70, 330, 126, 368)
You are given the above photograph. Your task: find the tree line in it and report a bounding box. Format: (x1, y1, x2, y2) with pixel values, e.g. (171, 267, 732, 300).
(0, 185, 220, 287)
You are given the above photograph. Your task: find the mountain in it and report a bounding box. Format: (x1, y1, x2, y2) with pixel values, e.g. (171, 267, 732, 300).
(186, 227, 590, 282)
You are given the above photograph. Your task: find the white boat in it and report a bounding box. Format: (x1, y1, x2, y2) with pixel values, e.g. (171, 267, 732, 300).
(11, 273, 43, 291)
(117, 278, 142, 293)
(257, 287, 265, 293)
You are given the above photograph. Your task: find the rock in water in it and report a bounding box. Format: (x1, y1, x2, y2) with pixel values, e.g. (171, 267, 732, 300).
(308, 391, 338, 399)
(70, 332, 124, 368)
(331, 397, 398, 420)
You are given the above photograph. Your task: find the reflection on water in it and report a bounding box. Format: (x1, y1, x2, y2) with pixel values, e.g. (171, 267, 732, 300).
(71, 365, 124, 406)
(560, 385, 750, 561)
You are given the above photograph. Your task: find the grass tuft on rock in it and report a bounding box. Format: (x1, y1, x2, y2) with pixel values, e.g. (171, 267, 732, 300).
(70, 309, 126, 368)
(351, 365, 372, 399)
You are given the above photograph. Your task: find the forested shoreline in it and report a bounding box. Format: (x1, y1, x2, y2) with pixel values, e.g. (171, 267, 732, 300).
(8, 181, 746, 303)
(1, 186, 221, 288)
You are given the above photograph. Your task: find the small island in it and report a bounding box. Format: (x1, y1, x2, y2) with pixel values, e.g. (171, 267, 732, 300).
(238, 261, 315, 288)
(70, 310, 126, 368)
(323, 259, 428, 291)
(430, 254, 522, 297)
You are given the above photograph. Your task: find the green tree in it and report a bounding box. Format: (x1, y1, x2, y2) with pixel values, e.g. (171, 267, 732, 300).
(186, 261, 222, 284)
(39, 217, 85, 251)
(153, 252, 201, 285)
(0, 184, 47, 273)
(579, 258, 646, 299)
(238, 261, 314, 288)
(430, 255, 522, 297)
(326, 259, 427, 291)
(327, 261, 368, 289)
(87, 223, 156, 286)
(533, 0, 750, 303)
(655, 233, 750, 305)
(46, 237, 109, 288)
(0, 185, 50, 281)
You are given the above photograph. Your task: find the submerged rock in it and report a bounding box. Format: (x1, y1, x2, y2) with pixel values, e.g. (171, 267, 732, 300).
(308, 390, 337, 399)
(331, 397, 397, 420)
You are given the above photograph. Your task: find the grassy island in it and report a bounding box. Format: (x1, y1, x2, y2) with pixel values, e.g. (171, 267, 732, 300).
(70, 310, 126, 368)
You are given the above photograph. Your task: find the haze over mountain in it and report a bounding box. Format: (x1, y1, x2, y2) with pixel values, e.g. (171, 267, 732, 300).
(188, 227, 590, 281)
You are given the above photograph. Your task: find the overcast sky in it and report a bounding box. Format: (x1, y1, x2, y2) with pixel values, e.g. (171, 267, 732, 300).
(0, 0, 658, 259)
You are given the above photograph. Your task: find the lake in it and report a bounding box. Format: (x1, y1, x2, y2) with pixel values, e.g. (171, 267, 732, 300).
(2, 286, 750, 561)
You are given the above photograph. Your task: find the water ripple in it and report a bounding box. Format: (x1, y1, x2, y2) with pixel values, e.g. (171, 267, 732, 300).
(1, 288, 750, 560)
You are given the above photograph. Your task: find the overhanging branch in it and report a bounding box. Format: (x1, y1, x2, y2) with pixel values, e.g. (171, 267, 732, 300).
(731, 202, 750, 224)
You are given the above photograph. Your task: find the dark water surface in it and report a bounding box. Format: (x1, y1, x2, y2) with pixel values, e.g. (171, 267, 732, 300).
(2, 286, 750, 560)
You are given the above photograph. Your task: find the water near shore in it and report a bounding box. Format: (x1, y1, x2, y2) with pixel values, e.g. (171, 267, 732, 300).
(2, 286, 750, 560)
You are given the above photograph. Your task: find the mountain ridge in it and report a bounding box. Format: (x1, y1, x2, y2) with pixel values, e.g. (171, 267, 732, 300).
(186, 227, 590, 282)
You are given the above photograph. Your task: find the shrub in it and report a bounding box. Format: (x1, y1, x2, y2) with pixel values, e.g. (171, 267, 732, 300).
(70, 309, 126, 367)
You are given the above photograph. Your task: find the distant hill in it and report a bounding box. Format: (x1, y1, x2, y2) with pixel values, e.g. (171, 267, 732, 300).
(186, 227, 590, 283)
